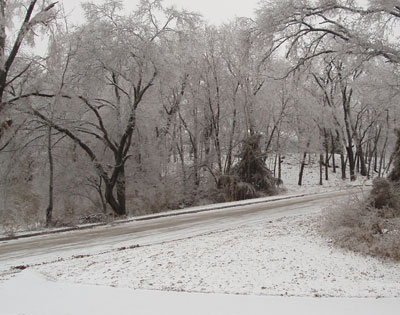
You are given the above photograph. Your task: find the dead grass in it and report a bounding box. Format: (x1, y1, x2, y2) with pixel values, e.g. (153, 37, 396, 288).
(321, 193, 400, 261)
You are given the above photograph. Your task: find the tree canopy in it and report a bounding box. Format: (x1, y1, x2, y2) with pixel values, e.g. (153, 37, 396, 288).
(1, 0, 400, 227)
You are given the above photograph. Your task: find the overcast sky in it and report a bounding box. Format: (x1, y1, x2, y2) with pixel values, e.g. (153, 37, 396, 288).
(29, 0, 259, 55)
(61, 0, 260, 25)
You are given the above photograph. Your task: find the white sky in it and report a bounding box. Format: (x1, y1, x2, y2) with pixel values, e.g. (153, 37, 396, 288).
(61, 0, 260, 25)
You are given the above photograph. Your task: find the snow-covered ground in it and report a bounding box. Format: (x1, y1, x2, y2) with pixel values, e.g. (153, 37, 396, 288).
(1, 212, 399, 314)
(28, 213, 400, 298)
(1, 269, 399, 315)
(2, 155, 396, 314)
(278, 154, 372, 194)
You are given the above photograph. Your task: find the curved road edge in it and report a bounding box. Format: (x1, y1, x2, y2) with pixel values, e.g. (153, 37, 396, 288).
(0, 185, 371, 242)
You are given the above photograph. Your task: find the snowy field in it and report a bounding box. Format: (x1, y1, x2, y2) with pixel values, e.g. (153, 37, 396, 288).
(27, 214, 400, 298)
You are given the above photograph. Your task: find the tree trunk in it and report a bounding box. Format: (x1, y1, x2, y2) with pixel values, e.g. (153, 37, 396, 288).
(341, 86, 355, 181)
(332, 153, 336, 174)
(278, 154, 282, 180)
(225, 106, 237, 174)
(177, 124, 186, 186)
(386, 152, 394, 175)
(96, 176, 107, 214)
(104, 181, 125, 216)
(116, 167, 126, 216)
(355, 152, 359, 173)
(379, 150, 386, 178)
(193, 143, 200, 187)
(367, 141, 372, 179)
(340, 153, 346, 180)
(0, 1, 6, 108)
(298, 152, 307, 186)
(379, 137, 389, 178)
(346, 146, 356, 181)
(324, 130, 329, 181)
(46, 125, 54, 227)
(356, 142, 367, 176)
(319, 153, 323, 185)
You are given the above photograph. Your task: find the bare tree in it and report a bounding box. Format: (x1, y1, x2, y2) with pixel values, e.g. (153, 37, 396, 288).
(0, 0, 57, 117)
(17, 0, 197, 216)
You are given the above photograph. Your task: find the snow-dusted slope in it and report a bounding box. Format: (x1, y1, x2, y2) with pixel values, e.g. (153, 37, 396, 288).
(29, 213, 400, 298)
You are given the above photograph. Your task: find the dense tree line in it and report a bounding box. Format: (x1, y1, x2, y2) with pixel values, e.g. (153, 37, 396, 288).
(1, 0, 400, 228)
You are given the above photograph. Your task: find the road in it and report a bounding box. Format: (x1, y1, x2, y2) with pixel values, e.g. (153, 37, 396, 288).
(0, 188, 365, 271)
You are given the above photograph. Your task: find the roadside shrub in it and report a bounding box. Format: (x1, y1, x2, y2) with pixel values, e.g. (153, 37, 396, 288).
(321, 195, 400, 261)
(217, 174, 240, 190)
(217, 135, 281, 201)
(388, 128, 400, 183)
(0, 180, 43, 234)
(218, 175, 257, 202)
(321, 129, 400, 261)
(234, 182, 257, 200)
(233, 134, 280, 193)
(368, 178, 400, 212)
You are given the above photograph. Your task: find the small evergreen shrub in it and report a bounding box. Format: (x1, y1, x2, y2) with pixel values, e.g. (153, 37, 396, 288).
(217, 134, 281, 201)
(368, 178, 400, 212)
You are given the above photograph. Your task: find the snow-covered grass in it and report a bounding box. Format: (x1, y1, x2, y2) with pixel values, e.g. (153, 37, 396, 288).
(322, 186, 400, 261)
(29, 213, 399, 298)
(1, 211, 399, 314)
